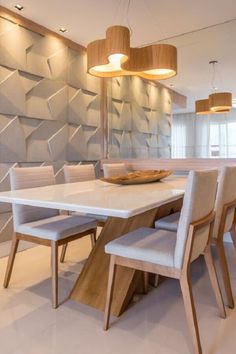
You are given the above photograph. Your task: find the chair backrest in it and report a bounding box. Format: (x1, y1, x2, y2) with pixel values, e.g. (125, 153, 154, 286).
(213, 166, 236, 238)
(103, 163, 127, 177)
(174, 169, 218, 269)
(10, 166, 59, 229)
(64, 164, 96, 183)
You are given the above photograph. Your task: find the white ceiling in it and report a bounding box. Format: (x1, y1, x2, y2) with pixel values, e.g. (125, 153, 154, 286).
(2, 0, 236, 112)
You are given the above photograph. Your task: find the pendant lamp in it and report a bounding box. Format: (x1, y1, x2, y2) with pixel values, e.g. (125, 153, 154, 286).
(209, 92, 232, 112)
(195, 60, 232, 115)
(87, 25, 177, 80)
(195, 98, 230, 115)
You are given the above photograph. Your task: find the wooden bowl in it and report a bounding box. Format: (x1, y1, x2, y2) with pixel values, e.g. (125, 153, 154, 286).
(101, 170, 172, 185)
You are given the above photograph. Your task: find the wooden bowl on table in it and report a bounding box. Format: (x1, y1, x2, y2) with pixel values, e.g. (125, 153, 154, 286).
(101, 170, 172, 185)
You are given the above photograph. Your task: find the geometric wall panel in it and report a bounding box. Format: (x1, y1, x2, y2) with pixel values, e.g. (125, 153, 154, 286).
(108, 76, 172, 158)
(48, 124, 68, 161)
(0, 15, 101, 244)
(68, 49, 100, 93)
(69, 89, 91, 125)
(26, 79, 68, 120)
(0, 68, 26, 115)
(67, 125, 88, 161)
(26, 121, 68, 162)
(86, 127, 102, 159)
(0, 20, 34, 71)
(0, 115, 26, 162)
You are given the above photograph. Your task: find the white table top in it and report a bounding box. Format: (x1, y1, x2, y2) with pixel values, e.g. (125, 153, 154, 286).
(0, 176, 186, 218)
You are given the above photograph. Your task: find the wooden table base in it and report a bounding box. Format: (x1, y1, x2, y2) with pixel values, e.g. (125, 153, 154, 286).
(70, 198, 182, 316)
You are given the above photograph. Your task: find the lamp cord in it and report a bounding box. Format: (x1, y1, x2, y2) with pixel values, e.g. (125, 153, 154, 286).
(211, 62, 217, 92)
(126, 0, 133, 37)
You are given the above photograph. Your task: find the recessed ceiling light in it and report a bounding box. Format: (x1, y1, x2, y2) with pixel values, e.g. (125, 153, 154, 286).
(59, 28, 67, 33)
(15, 4, 24, 11)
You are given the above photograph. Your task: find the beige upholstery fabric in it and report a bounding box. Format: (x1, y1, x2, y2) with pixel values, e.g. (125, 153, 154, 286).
(10, 166, 59, 228)
(155, 166, 236, 243)
(16, 215, 97, 241)
(103, 163, 127, 177)
(105, 170, 218, 270)
(155, 212, 180, 232)
(213, 166, 236, 238)
(175, 170, 218, 268)
(63, 164, 107, 223)
(10, 166, 97, 239)
(64, 164, 96, 183)
(105, 228, 176, 267)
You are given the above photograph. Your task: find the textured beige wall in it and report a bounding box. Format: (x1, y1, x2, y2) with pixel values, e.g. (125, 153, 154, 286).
(108, 76, 172, 158)
(0, 16, 101, 242)
(0, 15, 172, 243)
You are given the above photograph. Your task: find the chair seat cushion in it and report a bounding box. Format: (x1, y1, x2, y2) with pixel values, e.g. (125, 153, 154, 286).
(105, 227, 176, 267)
(155, 212, 180, 232)
(16, 215, 97, 241)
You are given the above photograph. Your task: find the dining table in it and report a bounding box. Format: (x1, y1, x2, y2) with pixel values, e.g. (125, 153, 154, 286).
(0, 175, 186, 316)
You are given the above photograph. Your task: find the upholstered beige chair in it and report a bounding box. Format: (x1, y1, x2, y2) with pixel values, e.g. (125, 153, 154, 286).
(64, 164, 96, 183)
(61, 164, 107, 262)
(104, 170, 225, 354)
(103, 163, 127, 177)
(155, 166, 236, 308)
(212, 166, 236, 308)
(4, 166, 97, 309)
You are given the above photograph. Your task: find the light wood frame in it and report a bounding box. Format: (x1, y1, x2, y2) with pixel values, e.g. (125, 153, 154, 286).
(60, 220, 105, 263)
(69, 198, 183, 316)
(104, 212, 226, 354)
(4, 228, 96, 309)
(212, 200, 236, 308)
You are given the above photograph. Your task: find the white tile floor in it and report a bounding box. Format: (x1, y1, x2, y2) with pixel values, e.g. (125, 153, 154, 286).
(0, 238, 236, 354)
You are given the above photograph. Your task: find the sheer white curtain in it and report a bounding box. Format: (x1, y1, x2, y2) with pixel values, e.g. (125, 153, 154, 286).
(172, 108, 236, 158)
(171, 113, 195, 157)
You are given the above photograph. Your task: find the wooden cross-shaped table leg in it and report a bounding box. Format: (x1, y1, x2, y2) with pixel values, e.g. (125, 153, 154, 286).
(70, 198, 182, 316)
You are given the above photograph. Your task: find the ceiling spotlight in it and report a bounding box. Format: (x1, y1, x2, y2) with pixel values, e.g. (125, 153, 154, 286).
(59, 28, 67, 33)
(15, 4, 24, 11)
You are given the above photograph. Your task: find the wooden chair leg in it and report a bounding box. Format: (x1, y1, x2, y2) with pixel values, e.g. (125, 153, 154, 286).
(216, 241, 234, 309)
(51, 241, 59, 309)
(104, 255, 117, 331)
(143, 272, 149, 294)
(60, 243, 68, 263)
(90, 229, 97, 248)
(3, 233, 19, 288)
(203, 245, 226, 318)
(230, 227, 236, 251)
(180, 272, 202, 354)
(154, 274, 159, 288)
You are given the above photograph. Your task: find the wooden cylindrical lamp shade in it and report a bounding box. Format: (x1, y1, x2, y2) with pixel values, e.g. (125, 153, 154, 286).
(195, 99, 212, 115)
(87, 39, 109, 77)
(86, 25, 177, 80)
(106, 26, 130, 59)
(209, 92, 232, 112)
(87, 26, 130, 77)
(195, 98, 230, 115)
(123, 44, 177, 80)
